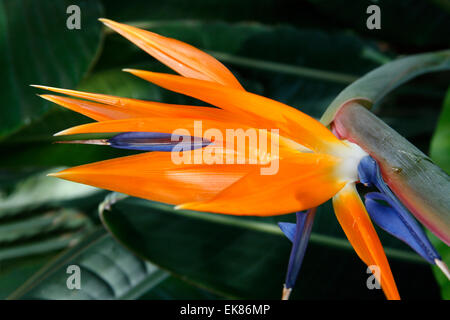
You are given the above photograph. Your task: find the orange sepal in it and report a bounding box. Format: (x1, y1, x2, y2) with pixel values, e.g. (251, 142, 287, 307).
(99, 18, 243, 90)
(123, 69, 345, 153)
(332, 183, 400, 300)
(178, 153, 345, 216)
(39, 94, 154, 121)
(54, 117, 253, 139)
(33, 85, 238, 122)
(48, 148, 254, 205)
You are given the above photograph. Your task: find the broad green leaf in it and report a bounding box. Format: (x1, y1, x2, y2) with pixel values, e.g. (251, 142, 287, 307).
(0, 229, 87, 262)
(9, 228, 221, 300)
(0, 208, 87, 243)
(0, 169, 95, 270)
(0, 252, 56, 299)
(0, 0, 103, 139)
(0, 168, 100, 217)
(100, 198, 440, 299)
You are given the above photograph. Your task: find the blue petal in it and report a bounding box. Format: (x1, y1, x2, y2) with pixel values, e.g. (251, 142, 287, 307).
(358, 156, 441, 264)
(108, 132, 210, 151)
(357, 155, 378, 187)
(278, 222, 296, 243)
(279, 209, 316, 290)
(365, 192, 440, 264)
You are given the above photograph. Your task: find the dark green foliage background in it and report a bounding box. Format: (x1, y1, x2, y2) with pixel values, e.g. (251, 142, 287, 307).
(0, 0, 448, 300)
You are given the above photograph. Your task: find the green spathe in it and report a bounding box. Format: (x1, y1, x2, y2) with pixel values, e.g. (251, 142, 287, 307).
(320, 50, 450, 126)
(334, 104, 450, 245)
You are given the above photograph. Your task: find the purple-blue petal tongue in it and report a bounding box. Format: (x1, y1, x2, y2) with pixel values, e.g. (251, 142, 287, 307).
(278, 222, 296, 243)
(365, 192, 440, 264)
(278, 208, 316, 299)
(108, 132, 210, 151)
(358, 156, 441, 264)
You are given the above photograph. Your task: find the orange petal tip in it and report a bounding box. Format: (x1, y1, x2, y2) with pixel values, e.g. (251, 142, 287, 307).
(122, 68, 139, 74)
(30, 84, 50, 90)
(37, 94, 54, 102)
(122, 68, 152, 79)
(98, 18, 115, 27)
(53, 129, 70, 136)
(47, 172, 60, 177)
(174, 202, 202, 211)
(47, 169, 77, 180)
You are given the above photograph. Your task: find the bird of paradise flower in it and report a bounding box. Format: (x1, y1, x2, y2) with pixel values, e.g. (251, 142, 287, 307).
(32, 19, 449, 300)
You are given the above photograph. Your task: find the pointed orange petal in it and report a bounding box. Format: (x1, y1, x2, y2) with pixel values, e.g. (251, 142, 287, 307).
(49, 150, 253, 205)
(99, 18, 243, 90)
(178, 153, 345, 216)
(32, 85, 134, 106)
(33, 85, 237, 122)
(54, 117, 253, 138)
(123, 70, 345, 153)
(39, 95, 154, 121)
(332, 183, 400, 300)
